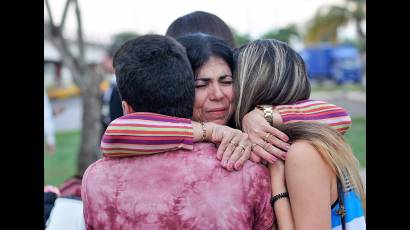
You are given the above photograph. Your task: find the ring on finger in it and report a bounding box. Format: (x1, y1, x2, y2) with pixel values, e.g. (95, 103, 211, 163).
(251, 143, 258, 151)
(230, 141, 238, 147)
(264, 133, 271, 142)
(263, 141, 272, 150)
(238, 144, 246, 152)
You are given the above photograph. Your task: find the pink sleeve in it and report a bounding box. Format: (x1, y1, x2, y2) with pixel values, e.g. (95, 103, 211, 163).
(275, 99, 352, 134)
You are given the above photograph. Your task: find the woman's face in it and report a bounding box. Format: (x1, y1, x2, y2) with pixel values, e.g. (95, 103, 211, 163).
(193, 56, 235, 125)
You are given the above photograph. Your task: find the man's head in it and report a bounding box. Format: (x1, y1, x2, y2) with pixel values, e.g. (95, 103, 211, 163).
(113, 35, 195, 118)
(166, 11, 236, 49)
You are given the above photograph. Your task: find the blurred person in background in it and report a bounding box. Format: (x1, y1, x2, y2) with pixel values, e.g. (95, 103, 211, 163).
(44, 174, 85, 230)
(100, 44, 123, 137)
(44, 89, 56, 154)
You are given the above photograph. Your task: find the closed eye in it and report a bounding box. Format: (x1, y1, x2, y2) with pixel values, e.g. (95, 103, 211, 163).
(195, 79, 209, 88)
(220, 75, 233, 84)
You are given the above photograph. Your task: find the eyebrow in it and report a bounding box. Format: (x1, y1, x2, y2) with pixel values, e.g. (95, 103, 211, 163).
(196, 75, 233, 81)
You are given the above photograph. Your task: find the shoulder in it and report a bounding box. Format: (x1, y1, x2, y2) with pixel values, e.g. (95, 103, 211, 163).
(82, 159, 105, 192)
(83, 158, 115, 177)
(286, 140, 320, 163)
(82, 158, 126, 191)
(285, 140, 333, 182)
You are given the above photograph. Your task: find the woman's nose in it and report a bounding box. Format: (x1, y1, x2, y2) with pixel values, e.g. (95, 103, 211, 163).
(209, 84, 224, 100)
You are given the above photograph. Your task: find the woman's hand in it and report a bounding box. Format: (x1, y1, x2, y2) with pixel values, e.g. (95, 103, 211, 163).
(242, 108, 290, 164)
(193, 121, 251, 171)
(210, 124, 252, 171)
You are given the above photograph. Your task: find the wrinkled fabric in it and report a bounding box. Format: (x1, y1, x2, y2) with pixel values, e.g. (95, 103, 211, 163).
(82, 143, 273, 230)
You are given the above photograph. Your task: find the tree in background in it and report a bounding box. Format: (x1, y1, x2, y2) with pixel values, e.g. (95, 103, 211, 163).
(304, 6, 345, 44)
(232, 29, 252, 47)
(304, 0, 366, 51)
(111, 32, 139, 49)
(261, 24, 300, 44)
(45, 0, 104, 175)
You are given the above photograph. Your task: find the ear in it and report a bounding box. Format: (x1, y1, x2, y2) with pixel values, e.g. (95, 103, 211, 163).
(121, 101, 134, 115)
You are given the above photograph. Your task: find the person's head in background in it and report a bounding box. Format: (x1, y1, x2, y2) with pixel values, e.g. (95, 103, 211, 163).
(102, 43, 121, 74)
(176, 33, 235, 125)
(166, 11, 236, 49)
(113, 35, 195, 118)
(233, 39, 311, 128)
(102, 33, 139, 74)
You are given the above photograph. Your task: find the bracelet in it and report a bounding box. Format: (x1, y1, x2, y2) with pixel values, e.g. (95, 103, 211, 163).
(200, 121, 206, 142)
(256, 105, 274, 125)
(270, 192, 289, 207)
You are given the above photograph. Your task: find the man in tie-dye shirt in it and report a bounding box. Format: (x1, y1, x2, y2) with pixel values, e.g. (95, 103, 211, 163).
(82, 35, 273, 230)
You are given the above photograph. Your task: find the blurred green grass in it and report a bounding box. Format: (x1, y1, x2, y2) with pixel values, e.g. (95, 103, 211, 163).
(44, 130, 80, 186)
(44, 117, 366, 186)
(344, 117, 366, 167)
(311, 83, 364, 92)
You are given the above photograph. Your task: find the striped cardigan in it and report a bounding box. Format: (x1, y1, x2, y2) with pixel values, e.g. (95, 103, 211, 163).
(101, 113, 193, 157)
(101, 100, 351, 157)
(275, 99, 351, 134)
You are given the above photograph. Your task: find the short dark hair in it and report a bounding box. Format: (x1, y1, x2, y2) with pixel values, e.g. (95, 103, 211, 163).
(176, 33, 234, 78)
(113, 35, 195, 118)
(166, 11, 236, 48)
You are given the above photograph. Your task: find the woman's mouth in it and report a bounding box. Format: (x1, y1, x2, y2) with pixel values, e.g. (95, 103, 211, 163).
(207, 108, 228, 117)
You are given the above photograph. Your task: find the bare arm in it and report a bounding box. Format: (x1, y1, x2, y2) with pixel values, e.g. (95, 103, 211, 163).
(268, 141, 336, 230)
(268, 160, 294, 230)
(284, 141, 335, 230)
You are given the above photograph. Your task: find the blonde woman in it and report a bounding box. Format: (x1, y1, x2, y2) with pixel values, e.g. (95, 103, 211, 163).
(268, 123, 366, 230)
(234, 39, 365, 229)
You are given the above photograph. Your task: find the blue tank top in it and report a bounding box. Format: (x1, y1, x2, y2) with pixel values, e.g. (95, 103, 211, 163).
(331, 175, 365, 230)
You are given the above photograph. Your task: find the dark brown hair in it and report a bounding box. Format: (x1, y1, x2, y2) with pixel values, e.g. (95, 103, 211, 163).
(166, 11, 236, 48)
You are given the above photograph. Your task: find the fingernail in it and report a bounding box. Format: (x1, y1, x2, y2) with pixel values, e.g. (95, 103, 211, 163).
(285, 145, 291, 150)
(269, 156, 277, 164)
(235, 162, 242, 170)
(228, 162, 234, 170)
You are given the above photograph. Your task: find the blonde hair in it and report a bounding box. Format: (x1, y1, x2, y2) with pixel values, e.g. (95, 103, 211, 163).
(276, 122, 366, 215)
(234, 39, 310, 128)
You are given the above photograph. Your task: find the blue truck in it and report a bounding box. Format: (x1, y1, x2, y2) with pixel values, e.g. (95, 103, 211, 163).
(299, 43, 363, 84)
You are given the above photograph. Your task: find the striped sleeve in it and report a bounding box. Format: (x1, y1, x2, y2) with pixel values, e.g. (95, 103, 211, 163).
(275, 100, 352, 134)
(101, 112, 194, 157)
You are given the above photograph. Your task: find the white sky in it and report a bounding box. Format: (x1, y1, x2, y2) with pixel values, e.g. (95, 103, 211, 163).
(45, 0, 348, 43)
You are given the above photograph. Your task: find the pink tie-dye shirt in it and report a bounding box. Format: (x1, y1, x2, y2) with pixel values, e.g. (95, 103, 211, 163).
(82, 143, 274, 230)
